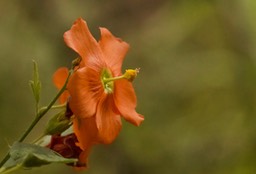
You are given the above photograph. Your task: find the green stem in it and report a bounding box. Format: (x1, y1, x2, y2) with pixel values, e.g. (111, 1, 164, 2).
(19, 70, 71, 142)
(40, 103, 66, 111)
(0, 155, 9, 171)
(0, 70, 72, 168)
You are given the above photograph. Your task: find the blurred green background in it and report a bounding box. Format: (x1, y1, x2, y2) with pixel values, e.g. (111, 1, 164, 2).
(1, 0, 256, 173)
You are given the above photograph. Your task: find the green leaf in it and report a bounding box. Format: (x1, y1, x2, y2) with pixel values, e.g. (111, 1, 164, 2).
(1, 142, 77, 171)
(29, 60, 41, 104)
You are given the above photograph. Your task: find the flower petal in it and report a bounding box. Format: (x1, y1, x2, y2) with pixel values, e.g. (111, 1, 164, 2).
(67, 67, 103, 118)
(99, 28, 130, 76)
(53, 67, 69, 89)
(73, 117, 98, 170)
(96, 95, 122, 144)
(73, 117, 99, 150)
(76, 147, 92, 170)
(59, 91, 70, 104)
(64, 18, 103, 69)
(52, 67, 70, 103)
(73, 116, 98, 170)
(72, 117, 97, 170)
(114, 79, 144, 126)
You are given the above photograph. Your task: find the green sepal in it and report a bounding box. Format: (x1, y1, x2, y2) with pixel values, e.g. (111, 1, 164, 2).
(29, 60, 41, 104)
(1, 142, 77, 171)
(44, 110, 72, 135)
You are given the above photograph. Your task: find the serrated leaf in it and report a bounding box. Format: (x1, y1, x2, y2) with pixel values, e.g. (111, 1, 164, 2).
(1, 142, 77, 171)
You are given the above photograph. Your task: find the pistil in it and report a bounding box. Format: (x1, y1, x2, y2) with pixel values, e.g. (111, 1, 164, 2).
(101, 68, 139, 94)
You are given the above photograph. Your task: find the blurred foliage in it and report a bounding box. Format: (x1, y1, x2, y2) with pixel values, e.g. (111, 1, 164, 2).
(1, 0, 256, 174)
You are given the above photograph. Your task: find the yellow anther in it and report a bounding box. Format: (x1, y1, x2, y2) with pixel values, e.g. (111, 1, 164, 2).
(123, 68, 140, 82)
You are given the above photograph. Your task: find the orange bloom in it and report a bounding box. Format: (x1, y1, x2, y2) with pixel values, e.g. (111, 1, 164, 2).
(64, 18, 144, 145)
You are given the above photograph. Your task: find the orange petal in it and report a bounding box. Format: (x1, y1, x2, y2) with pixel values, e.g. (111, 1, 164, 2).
(58, 91, 70, 104)
(67, 67, 103, 118)
(72, 143, 93, 170)
(73, 116, 99, 150)
(53, 67, 69, 89)
(64, 18, 103, 70)
(73, 116, 99, 170)
(96, 95, 122, 144)
(114, 79, 144, 126)
(52, 67, 70, 103)
(76, 147, 92, 170)
(99, 28, 129, 76)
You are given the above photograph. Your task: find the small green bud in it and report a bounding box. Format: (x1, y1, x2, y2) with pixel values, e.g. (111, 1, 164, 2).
(44, 110, 72, 135)
(30, 60, 41, 104)
(72, 57, 82, 68)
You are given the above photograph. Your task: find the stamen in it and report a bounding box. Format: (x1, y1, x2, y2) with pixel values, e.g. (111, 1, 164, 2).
(123, 68, 140, 82)
(103, 75, 125, 83)
(101, 68, 139, 94)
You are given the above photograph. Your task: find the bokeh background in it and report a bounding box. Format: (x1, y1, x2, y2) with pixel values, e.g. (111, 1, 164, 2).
(1, 0, 256, 174)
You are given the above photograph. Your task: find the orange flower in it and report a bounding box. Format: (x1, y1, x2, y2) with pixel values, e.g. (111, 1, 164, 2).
(64, 18, 144, 145)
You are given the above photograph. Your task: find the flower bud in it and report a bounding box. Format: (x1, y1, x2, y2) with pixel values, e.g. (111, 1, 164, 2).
(44, 110, 72, 135)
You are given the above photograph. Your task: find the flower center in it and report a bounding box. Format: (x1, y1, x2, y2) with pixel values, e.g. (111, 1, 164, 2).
(101, 69, 114, 94)
(101, 68, 139, 94)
